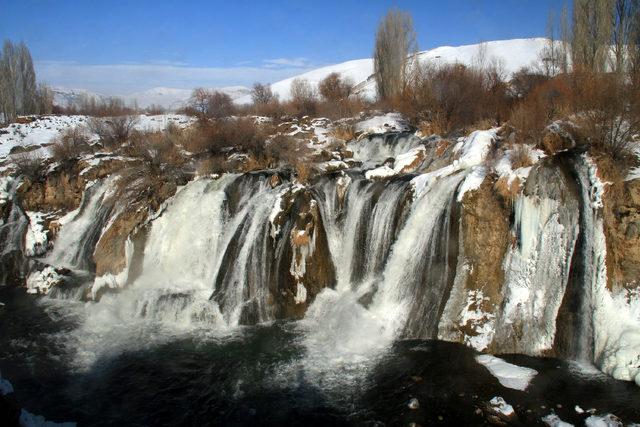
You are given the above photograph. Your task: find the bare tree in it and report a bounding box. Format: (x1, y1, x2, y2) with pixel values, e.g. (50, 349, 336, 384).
(207, 91, 235, 118)
(541, 10, 559, 76)
(35, 83, 54, 115)
(189, 88, 211, 118)
(609, 0, 638, 73)
(318, 72, 354, 102)
(572, 0, 613, 72)
(373, 9, 418, 101)
(251, 83, 277, 105)
(188, 88, 235, 119)
(289, 78, 317, 116)
(559, 2, 572, 73)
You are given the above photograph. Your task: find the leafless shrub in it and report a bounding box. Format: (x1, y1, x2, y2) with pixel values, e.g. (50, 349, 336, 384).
(12, 152, 43, 180)
(251, 83, 278, 105)
(145, 104, 166, 115)
(182, 118, 267, 158)
(50, 127, 91, 162)
(89, 115, 139, 148)
(510, 144, 534, 169)
(329, 123, 356, 141)
(127, 130, 186, 174)
(494, 175, 521, 206)
(318, 73, 354, 103)
(289, 78, 318, 117)
(569, 72, 639, 158)
(189, 88, 236, 119)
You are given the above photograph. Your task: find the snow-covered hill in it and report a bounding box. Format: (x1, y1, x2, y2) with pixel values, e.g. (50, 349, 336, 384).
(53, 38, 548, 110)
(52, 87, 107, 109)
(236, 38, 549, 103)
(53, 86, 251, 111)
(121, 86, 251, 110)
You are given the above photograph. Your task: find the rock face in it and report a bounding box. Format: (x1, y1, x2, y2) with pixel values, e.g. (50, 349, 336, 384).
(18, 163, 85, 213)
(599, 159, 640, 292)
(277, 189, 336, 319)
(93, 180, 177, 277)
(438, 176, 511, 350)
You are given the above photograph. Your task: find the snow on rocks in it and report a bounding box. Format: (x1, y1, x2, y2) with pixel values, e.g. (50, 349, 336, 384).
(26, 266, 63, 295)
(542, 414, 574, 427)
(365, 165, 396, 180)
(355, 112, 410, 135)
(90, 237, 134, 299)
(584, 414, 624, 427)
(453, 129, 497, 168)
(457, 166, 487, 202)
(0, 115, 90, 159)
(0, 114, 193, 161)
(25, 212, 50, 257)
(458, 289, 495, 351)
(393, 146, 426, 173)
(476, 354, 538, 390)
(489, 396, 515, 417)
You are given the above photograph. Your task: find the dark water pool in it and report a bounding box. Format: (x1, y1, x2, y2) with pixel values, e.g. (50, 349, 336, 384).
(1, 287, 639, 426)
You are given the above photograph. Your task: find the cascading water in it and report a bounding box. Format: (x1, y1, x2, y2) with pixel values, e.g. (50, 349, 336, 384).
(0, 177, 29, 284)
(312, 173, 412, 292)
(493, 159, 580, 355)
(210, 173, 290, 325)
(46, 178, 117, 271)
(300, 169, 465, 377)
(349, 132, 423, 165)
(554, 154, 604, 362)
(370, 171, 465, 339)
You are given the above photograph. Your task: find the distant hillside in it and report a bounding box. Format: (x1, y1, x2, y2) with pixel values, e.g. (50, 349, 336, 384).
(53, 86, 251, 111)
(54, 38, 549, 110)
(235, 38, 549, 103)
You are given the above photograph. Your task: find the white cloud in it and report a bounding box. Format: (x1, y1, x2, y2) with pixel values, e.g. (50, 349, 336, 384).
(35, 60, 316, 95)
(262, 57, 310, 68)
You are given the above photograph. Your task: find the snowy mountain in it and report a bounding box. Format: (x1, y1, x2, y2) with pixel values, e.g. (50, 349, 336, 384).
(53, 86, 251, 111)
(120, 86, 251, 110)
(52, 87, 107, 109)
(53, 38, 548, 110)
(235, 38, 549, 103)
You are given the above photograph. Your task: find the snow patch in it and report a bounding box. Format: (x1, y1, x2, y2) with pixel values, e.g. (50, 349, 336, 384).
(477, 354, 538, 390)
(393, 146, 425, 173)
(25, 211, 49, 256)
(294, 283, 307, 304)
(365, 165, 396, 180)
(584, 414, 624, 427)
(459, 289, 495, 351)
(26, 267, 63, 295)
(457, 166, 487, 202)
(542, 414, 574, 427)
(355, 113, 410, 135)
(489, 396, 515, 417)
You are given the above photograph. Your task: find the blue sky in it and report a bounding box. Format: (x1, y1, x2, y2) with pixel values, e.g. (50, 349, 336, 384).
(0, 0, 566, 94)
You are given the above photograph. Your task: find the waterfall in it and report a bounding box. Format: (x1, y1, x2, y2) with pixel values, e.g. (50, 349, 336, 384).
(494, 159, 580, 355)
(47, 178, 117, 271)
(210, 173, 289, 325)
(0, 177, 29, 285)
(554, 154, 604, 362)
(349, 132, 423, 166)
(312, 173, 412, 292)
(301, 169, 465, 373)
(370, 171, 464, 338)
